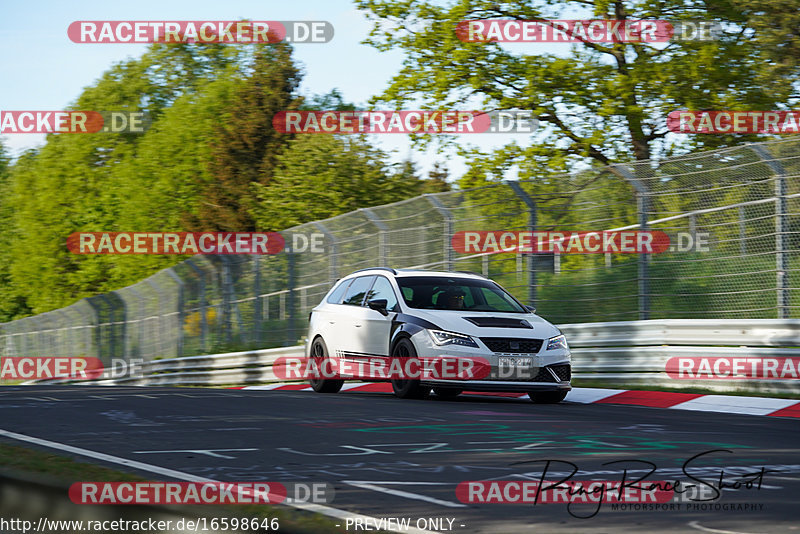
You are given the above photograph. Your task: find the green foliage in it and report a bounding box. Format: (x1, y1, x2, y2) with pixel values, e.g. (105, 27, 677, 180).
(356, 0, 800, 171)
(0, 142, 30, 322)
(193, 43, 301, 231)
(3, 43, 243, 315)
(0, 42, 449, 320)
(251, 135, 425, 230)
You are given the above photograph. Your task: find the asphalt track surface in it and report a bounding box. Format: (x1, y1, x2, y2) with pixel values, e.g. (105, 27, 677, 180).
(1, 386, 798, 533)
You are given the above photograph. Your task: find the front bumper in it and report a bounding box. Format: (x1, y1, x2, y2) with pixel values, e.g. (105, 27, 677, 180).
(422, 375, 571, 393)
(410, 330, 572, 392)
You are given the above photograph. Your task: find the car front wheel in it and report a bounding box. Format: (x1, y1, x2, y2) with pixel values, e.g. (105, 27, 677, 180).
(309, 337, 343, 393)
(390, 338, 430, 399)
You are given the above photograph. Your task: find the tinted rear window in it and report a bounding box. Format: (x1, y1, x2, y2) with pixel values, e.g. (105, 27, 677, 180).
(325, 279, 352, 304)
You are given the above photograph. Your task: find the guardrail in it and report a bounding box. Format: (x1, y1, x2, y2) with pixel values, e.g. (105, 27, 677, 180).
(560, 319, 800, 348)
(36, 319, 800, 395)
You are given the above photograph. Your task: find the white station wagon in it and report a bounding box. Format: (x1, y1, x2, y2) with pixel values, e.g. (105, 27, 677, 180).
(306, 268, 571, 403)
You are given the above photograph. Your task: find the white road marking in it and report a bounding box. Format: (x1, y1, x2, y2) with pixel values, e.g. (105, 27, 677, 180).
(344, 481, 466, 508)
(687, 521, 762, 534)
(133, 448, 258, 459)
(343, 481, 451, 485)
(0, 428, 438, 534)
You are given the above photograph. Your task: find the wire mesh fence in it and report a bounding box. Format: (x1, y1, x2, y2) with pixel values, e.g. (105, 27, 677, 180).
(1, 138, 798, 363)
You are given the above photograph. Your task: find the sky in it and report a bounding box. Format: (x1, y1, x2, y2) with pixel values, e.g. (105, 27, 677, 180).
(0, 0, 541, 181)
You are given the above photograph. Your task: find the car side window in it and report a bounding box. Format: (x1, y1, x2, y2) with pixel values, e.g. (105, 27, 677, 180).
(325, 279, 352, 304)
(342, 276, 376, 306)
(401, 287, 414, 302)
(365, 276, 399, 312)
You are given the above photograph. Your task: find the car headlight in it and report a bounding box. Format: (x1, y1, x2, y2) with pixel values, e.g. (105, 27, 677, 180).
(546, 335, 569, 351)
(428, 329, 479, 348)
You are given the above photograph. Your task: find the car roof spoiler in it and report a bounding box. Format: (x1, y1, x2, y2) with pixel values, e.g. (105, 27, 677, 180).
(350, 267, 398, 275)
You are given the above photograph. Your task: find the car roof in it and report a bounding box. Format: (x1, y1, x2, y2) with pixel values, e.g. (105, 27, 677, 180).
(343, 268, 486, 280)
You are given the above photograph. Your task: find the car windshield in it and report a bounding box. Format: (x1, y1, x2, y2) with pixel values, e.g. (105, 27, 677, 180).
(396, 276, 526, 313)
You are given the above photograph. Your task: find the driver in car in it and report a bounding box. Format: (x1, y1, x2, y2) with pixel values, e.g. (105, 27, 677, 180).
(444, 288, 466, 309)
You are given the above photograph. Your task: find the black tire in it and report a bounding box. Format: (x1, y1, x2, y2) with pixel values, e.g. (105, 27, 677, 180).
(433, 387, 463, 399)
(390, 338, 430, 399)
(309, 337, 343, 393)
(528, 390, 568, 404)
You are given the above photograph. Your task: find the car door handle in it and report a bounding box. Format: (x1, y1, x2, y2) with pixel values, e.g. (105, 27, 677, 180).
(328, 321, 336, 324)
(354, 324, 363, 327)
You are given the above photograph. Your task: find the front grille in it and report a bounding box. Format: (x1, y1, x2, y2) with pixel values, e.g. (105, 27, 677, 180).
(531, 367, 556, 382)
(487, 364, 570, 382)
(550, 364, 571, 381)
(481, 337, 543, 353)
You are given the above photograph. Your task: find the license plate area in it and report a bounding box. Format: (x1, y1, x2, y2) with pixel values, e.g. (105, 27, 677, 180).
(498, 356, 533, 370)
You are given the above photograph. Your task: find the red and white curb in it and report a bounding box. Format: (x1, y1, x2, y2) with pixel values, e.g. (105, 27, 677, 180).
(232, 383, 800, 419)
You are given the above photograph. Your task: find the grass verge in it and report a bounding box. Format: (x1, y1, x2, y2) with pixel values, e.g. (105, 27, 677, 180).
(0, 441, 349, 534)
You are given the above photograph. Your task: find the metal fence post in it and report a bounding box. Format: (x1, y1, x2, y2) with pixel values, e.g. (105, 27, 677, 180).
(82, 297, 102, 362)
(108, 292, 127, 361)
(124, 286, 146, 359)
(144, 278, 166, 357)
(313, 222, 338, 284)
(424, 194, 453, 270)
(252, 255, 262, 346)
(165, 268, 185, 357)
(750, 144, 790, 318)
(359, 208, 389, 267)
(185, 258, 209, 353)
(96, 294, 119, 360)
(286, 251, 296, 347)
(507, 181, 538, 306)
(87, 296, 111, 362)
(613, 165, 651, 320)
(219, 256, 244, 345)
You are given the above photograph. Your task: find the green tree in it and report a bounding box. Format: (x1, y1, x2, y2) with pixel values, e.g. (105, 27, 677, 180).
(189, 43, 301, 231)
(356, 0, 800, 178)
(252, 134, 423, 230)
(3, 43, 246, 314)
(299, 89, 355, 111)
(0, 143, 30, 322)
(424, 162, 452, 193)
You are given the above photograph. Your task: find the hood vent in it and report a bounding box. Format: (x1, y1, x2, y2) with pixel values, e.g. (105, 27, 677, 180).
(463, 317, 533, 328)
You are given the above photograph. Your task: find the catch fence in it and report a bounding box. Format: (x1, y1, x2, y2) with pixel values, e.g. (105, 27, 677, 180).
(1, 139, 798, 364)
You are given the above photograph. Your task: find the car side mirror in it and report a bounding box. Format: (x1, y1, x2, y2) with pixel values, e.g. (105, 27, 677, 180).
(525, 305, 536, 314)
(367, 299, 389, 316)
